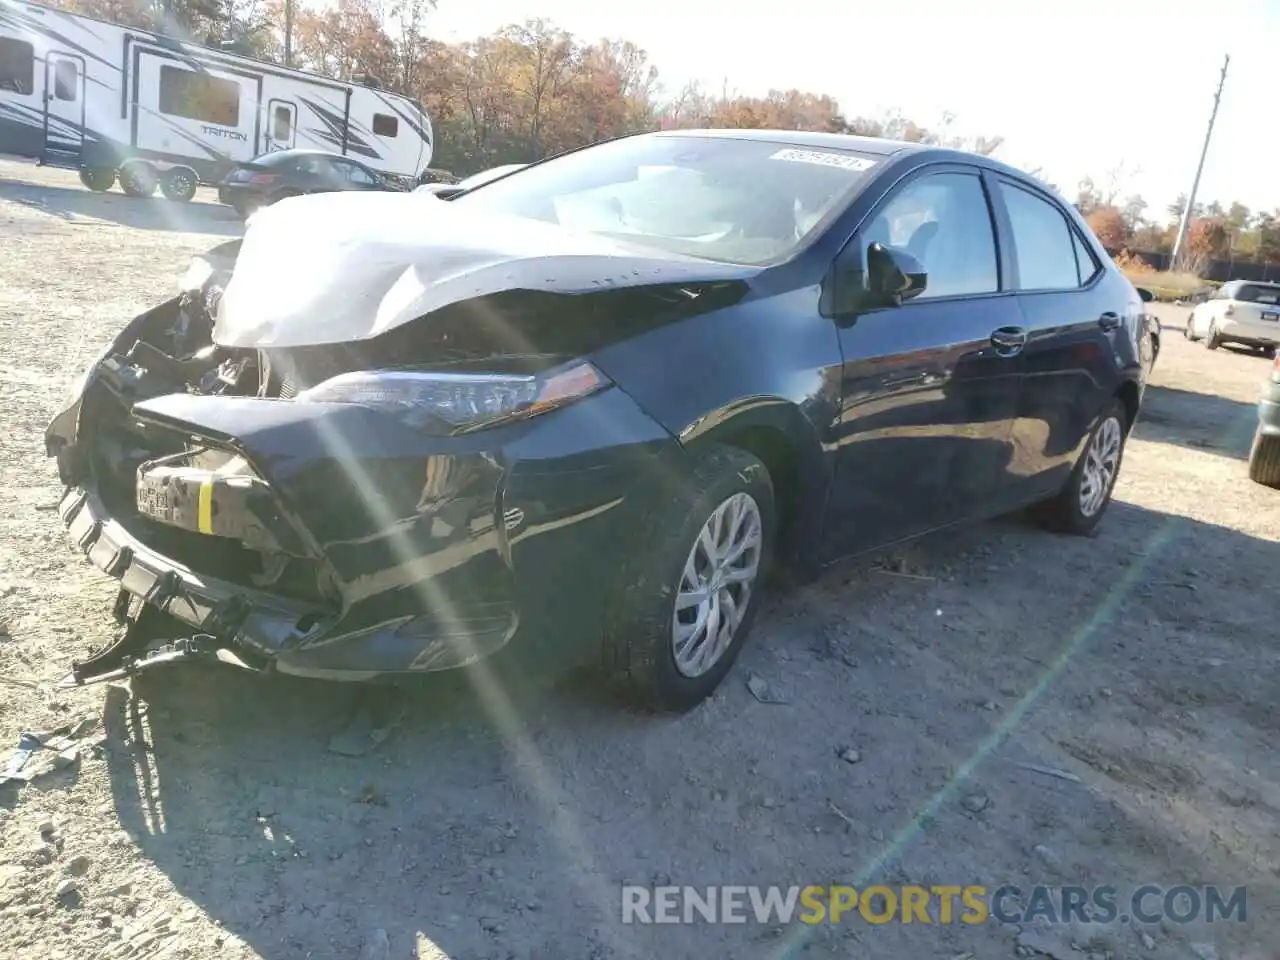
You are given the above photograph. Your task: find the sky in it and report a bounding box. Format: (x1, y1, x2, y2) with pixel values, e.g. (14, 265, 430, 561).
(415, 0, 1279, 222)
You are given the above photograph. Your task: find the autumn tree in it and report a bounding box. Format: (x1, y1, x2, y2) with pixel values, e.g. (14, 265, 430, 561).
(1179, 218, 1229, 274)
(1085, 206, 1129, 249)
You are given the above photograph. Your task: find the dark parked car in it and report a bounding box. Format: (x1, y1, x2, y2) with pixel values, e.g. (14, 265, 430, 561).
(47, 130, 1150, 711)
(1248, 352, 1280, 486)
(217, 148, 402, 218)
(414, 163, 528, 199)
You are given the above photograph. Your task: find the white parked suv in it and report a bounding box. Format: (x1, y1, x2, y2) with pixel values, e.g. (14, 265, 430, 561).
(1184, 280, 1280, 356)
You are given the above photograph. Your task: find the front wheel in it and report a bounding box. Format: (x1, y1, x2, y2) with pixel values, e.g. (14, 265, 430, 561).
(1184, 315, 1200, 341)
(79, 167, 115, 192)
(1031, 398, 1128, 536)
(1205, 321, 1222, 350)
(1248, 427, 1280, 487)
(603, 445, 775, 712)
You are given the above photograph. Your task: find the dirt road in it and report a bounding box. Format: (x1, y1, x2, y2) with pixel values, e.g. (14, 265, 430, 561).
(1, 159, 1277, 960)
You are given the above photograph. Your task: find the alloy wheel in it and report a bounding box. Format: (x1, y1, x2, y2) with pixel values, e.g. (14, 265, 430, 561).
(1079, 416, 1122, 518)
(671, 492, 763, 678)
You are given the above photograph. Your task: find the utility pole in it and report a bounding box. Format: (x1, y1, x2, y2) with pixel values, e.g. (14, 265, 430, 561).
(283, 0, 293, 67)
(1170, 54, 1229, 272)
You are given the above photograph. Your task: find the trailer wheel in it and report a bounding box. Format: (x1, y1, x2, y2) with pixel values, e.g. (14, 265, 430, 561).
(160, 167, 199, 202)
(119, 161, 158, 199)
(79, 167, 115, 192)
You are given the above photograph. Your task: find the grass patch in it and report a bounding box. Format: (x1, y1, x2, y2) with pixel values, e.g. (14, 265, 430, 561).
(1122, 270, 1220, 303)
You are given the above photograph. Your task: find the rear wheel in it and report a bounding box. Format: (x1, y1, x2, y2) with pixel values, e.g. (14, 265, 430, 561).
(1031, 398, 1128, 536)
(1205, 320, 1222, 350)
(1184, 314, 1200, 341)
(603, 445, 775, 712)
(1248, 427, 1280, 487)
(78, 167, 115, 192)
(119, 161, 157, 198)
(160, 167, 198, 202)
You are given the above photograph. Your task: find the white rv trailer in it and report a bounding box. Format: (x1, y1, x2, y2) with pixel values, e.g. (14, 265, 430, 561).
(0, 0, 433, 200)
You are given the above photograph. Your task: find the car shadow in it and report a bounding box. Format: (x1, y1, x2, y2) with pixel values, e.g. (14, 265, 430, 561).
(1132, 383, 1258, 460)
(94, 493, 1279, 957)
(0, 178, 242, 236)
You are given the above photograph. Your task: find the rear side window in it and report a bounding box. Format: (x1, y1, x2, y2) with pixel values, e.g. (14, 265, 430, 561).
(862, 171, 999, 299)
(999, 181, 1080, 291)
(0, 37, 34, 96)
(1071, 229, 1100, 285)
(1236, 284, 1280, 305)
(372, 113, 398, 137)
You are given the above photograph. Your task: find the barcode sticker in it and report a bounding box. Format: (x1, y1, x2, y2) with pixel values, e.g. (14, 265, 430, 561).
(769, 149, 877, 172)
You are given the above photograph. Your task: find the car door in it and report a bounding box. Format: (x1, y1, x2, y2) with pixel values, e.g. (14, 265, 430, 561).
(991, 177, 1123, 498)
(822, 165, 1026, 557)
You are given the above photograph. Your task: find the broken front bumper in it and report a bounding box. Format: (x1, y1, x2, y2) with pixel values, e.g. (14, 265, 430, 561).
(48, 353, 680, 682)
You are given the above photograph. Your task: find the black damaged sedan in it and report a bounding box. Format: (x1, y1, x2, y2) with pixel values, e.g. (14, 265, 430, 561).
(46, 130, 1151, 711)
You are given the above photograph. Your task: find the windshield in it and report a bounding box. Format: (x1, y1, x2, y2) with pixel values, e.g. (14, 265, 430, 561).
(457, 164, 526, 190)
(451, 134, 878, 265)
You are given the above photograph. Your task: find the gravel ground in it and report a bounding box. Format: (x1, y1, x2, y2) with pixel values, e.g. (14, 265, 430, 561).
(1, 158, 1277, 960)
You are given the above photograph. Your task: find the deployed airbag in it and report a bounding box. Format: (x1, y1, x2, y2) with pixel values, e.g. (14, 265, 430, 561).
(213, 191, 755, 349)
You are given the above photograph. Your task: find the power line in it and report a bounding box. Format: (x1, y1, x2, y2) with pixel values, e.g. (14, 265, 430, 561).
(1169, 54, 1229, 272)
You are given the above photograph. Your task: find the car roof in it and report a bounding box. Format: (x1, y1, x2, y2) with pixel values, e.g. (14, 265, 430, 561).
(250, 149, 364, 163)
(649, 128, 921, 157)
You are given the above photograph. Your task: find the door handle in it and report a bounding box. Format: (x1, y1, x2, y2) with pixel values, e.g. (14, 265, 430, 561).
(990, 326, 1027, 357)
(1098, 311, 1121, 331)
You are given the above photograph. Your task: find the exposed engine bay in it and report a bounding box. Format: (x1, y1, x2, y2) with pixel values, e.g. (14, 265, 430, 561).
(58, 234, 748, 616)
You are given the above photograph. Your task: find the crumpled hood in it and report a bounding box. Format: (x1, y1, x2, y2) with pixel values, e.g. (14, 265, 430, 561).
(212, 190, 758, 349)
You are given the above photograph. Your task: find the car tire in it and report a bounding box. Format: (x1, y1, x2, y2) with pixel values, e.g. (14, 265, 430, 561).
(118, 161, 157, 198)
(1205, 321, 1222, 350)
(1184, 315, 1199, 341)
(78, 167, 115, 192)
(160, 167, 198, 202)
(603, 444, 775, 713)
(1247, 427, 1280, 487)
(1031, 397, 1128, 536)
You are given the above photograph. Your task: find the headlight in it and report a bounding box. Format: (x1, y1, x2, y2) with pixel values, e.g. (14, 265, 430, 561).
(178, 257, 214, 293)
(294, 361, 610, 432)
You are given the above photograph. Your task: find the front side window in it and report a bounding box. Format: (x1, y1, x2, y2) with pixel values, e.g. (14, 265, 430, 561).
(332, 160, 378, 185)
(158, 66, 240, 127)
(452, 134, 878, 265)
(0, 37, 34, 96)
(861, 171, 999, 299)
(1000, 181, 1082, 291)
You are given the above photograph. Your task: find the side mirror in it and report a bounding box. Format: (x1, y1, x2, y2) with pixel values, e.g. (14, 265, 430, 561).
(1136, 287, 1154, 303)
(868, 242, 928, 305)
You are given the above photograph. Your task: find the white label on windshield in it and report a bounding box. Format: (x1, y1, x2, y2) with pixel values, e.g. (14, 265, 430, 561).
(769, 148, 876, 171)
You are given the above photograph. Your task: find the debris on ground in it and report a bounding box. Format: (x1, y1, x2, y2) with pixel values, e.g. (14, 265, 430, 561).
(328, 690, 407, 757)
(745, 673, 788, 704)
(0, 717, 99, 788)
